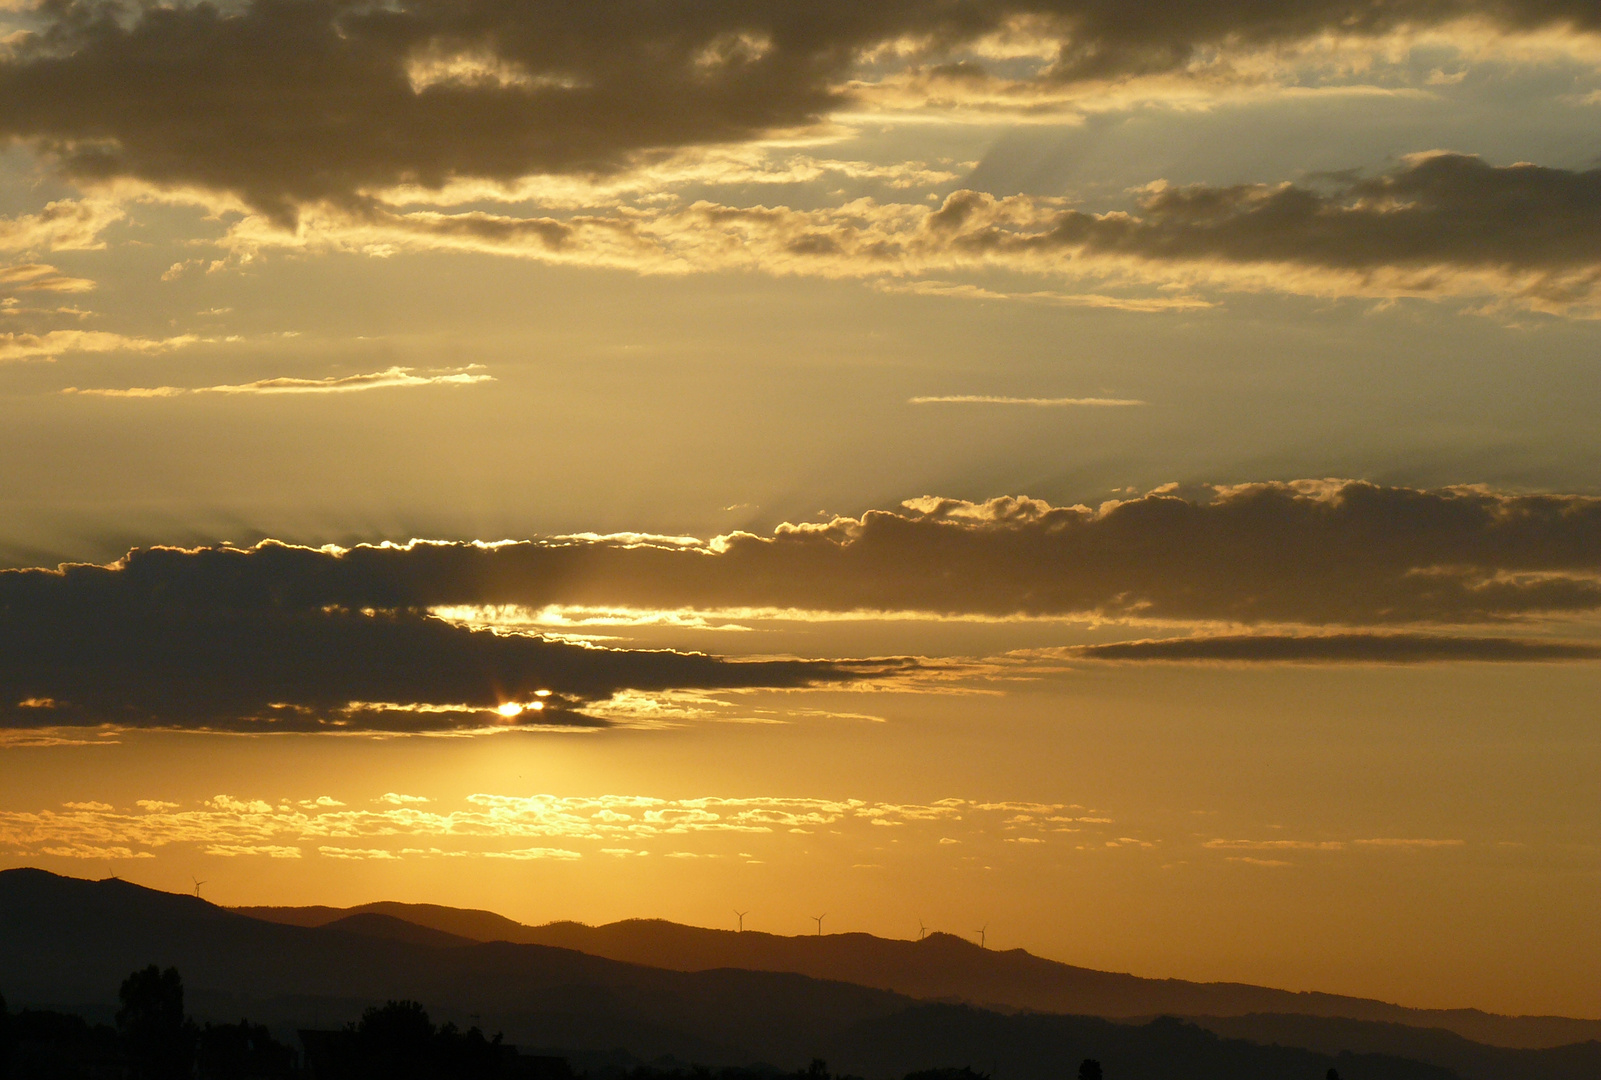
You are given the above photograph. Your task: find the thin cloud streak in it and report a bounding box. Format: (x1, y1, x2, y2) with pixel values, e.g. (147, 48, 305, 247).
(1066, 633, 1601, 664)
(64, 365, 493, 398)
(2, 330, 197, 363)
(909, 395, 1145, 406)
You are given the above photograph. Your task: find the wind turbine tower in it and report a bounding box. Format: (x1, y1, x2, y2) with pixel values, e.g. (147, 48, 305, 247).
(976, 924, 987, 949)
(191, 876, 207, 899)
(734, 910, 748, 932)
(812, 913, 826, 936)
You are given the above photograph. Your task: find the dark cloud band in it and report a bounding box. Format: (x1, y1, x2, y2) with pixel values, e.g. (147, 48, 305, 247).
(12, 482, 1601, 626)
(1009, 154, 1601, 281)
(0, 596, 898, 732)
(1067, 633, 1601, 663)
(2, 1, 1597, 218)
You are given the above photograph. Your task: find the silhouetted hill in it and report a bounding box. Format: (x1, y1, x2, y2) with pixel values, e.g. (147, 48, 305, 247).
(1, 869, 906, 1067)
(320, 911, 478, 948)
(236, 905, 1601, 1050)
(236, 901, 530, 944)
(1, 868, 1469, 1080)
(826, 1007, 1461, 1080)
(1191, 1014, 1601, 1080)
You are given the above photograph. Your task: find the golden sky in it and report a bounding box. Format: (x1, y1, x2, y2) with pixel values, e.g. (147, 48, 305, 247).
(1, 0, 1599, 1020)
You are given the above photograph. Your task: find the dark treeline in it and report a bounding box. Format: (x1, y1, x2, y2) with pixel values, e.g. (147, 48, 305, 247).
(4, 975, 1084, 1080)
(1, 966, 297, 1080)
(0, 969, 546, 1080)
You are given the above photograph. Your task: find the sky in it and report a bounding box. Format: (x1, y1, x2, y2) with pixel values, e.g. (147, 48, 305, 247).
(1, 0, 1600, 1019)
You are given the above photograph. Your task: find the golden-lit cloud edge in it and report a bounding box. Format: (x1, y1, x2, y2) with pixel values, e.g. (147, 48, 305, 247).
(5, 479, 1601, 737)
(0, 330, 201, 363)
(193, 154, 1601, 317)
(62, 365, 493, 398)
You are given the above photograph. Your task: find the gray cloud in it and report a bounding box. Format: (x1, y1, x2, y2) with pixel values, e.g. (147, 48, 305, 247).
(0, 560, 899, 732)
(1, 2, 1597, 219)
(1067, 633, 1601, 663)
(218, 158, 1601, 311)
(9, 480, 1601, 633)
(1023, 154, 1601, 284)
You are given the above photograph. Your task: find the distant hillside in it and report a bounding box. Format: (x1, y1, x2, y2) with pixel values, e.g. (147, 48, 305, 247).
(0, 868, 1464, 1080)
(236, 900, 529, 944)
(236, 904, 1601, 1050)
(1193, 1014, 1601, 1080)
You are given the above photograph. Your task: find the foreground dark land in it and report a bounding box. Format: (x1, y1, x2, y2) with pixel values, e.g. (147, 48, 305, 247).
(3, 870, 1598, 1080)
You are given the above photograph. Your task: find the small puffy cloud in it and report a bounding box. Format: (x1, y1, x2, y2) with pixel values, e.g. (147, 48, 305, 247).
(378, 793, 431, 806)
(318, 847, 400, 860)
(205, 844, 302, 858)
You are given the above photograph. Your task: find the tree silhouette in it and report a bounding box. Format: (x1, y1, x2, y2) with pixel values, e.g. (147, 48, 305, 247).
(355, 1000, 437, 1080)
(1, 989, 11, 1080)
(1077, 1059, 1102, 1080)
(1326, 1071, 1340, 1080)
(117, 966, 193, 1080)
(195, 1019, 298, 1079)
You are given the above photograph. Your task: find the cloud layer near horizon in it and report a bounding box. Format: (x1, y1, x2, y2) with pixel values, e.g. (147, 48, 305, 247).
(5, 479, 1601, 735)
(13, 480, 1595, 623)
(0, 572, 896, 732)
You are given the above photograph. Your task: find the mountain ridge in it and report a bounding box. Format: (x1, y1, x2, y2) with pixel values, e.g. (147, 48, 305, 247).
(0, 868, 1475, 1080)
(234, 902, 1601, 1049)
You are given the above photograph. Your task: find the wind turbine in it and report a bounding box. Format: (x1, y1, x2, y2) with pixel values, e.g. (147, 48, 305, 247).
(812, 913, 827, 936)
(917, 920, 928, 941)
(976, 924, 987, 949)
(191, 876, 207, 900)
(734, 910, 748, 932)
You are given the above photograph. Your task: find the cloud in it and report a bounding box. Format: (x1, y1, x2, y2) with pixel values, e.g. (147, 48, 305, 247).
(871, 280, 1212, 311)
(63, 365, 493, 397)
(14, 480, 1598, 629)
(1, 329, 197, 362)
(2, 1, 1597, 220)
(0, 262, 95, 293)
(1207, 837, 1464, 852)
(8, 480, 1601, 733)
(1067, 633, 1601, 663)
(0, 199, 123, 253)
(1023, 154, 1601, 311)
(216, 155, 1601, 312)
(909, 394, 1144, 406)
(0, 549, 904, 731)
(0, 792, 1099, 861)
